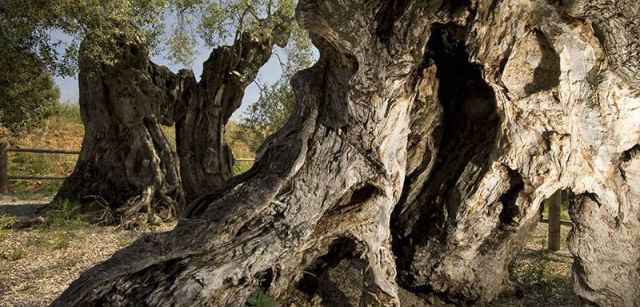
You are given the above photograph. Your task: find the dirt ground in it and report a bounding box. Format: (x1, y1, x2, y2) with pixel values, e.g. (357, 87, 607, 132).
(0, 200, 579, 306)
(0, 199, 173, 307)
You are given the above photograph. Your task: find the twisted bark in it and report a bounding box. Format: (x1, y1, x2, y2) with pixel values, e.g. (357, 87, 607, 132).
(55, 38, 184, 228)
(57, 16, 290, 224)
(177, 25, 289, 202)
(54, 0, 639, 306)
(392, 1, 640, 305)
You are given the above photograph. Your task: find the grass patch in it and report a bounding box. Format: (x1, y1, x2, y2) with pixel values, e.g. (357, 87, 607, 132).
(0, 214, 15, 242)
(50, 103, 82, 126)
(160, 125, 177, 150)
(24, 200, 91, 250)
(0, 247, 25, 261)
(0, 214, 15, 229)
(508, 249, 581, 306)
(245, 288, 277, 307)
(5, 103, 83, 200)
(116, 235, 136, 248)
(495, 224, 582, 307)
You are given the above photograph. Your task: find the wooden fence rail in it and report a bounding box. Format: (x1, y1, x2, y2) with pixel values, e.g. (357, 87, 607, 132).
(0, 142, 255, 196)
(0, 143, 569, 251)
(8, 147, 81, 154)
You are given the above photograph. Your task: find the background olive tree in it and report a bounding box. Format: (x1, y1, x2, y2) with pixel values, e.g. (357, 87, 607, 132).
(0, 0, 316, 226)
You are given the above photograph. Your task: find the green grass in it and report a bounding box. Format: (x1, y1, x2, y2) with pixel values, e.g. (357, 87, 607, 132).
(0, 247, 25, 261)
(50, 103, 82, 125)
(21, 201, 91, 253)
(0, 206, 89, 260)
(491, 224, 581, 307)
(160, 125, 177, 150)
(6, 103, 83, 199)
(0, 214, 16, 242)
(507, 249, 581, 306)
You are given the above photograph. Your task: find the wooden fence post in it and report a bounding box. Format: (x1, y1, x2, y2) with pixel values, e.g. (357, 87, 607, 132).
(0, 142, 8, 196)
(548, 190, 562, 251)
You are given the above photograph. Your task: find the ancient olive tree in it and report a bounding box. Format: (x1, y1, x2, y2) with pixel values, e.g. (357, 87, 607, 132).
(3, 0, 185, 224)
(52, 0, 306, 225)
(54, 37, 186, 226)
(54, 0, 639, 306)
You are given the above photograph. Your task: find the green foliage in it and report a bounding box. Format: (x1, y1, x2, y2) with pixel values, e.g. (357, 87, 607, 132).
(234, 81, 292, 152)
(1, 0, 301, 72)
(0, 67, 60, 136)
(2, 0, 312, 179)
(1, 0, 309, 142)
(0, 214, 16, 243)
(167, 0, 298, 64)
(0, 2, 165, 133)
(0, 214, 20, 258)
(0, 0, 169, 76)
(245, 288, 277, 307)
(0, 214, 16, 230)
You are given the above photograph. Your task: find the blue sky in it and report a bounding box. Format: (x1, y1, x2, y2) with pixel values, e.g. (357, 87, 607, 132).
(54, 43, 286, 120)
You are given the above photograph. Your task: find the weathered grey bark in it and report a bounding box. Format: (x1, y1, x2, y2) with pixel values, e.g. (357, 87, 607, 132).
(55, 38, 185, 228)
(177, 24, 289, 202)
(391, 1, 640, 305)
(53, 0, 639, 306)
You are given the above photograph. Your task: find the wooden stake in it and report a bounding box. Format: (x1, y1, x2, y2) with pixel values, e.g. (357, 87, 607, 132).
(0, 142, 8, 196)
(548, 190, 562, 251)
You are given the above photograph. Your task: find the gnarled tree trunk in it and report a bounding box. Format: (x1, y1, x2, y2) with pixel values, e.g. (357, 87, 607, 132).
(55, 38, 185, 228)
(392, 1, 640, 305)
(177, 28, 288, 202)
(58, 16, 291, 223)
(53, 0, 639, 306)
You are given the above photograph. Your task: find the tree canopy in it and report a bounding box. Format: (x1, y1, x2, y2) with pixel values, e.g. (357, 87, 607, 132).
(1, 0, 313, 137)
(1, 0, 304, 74)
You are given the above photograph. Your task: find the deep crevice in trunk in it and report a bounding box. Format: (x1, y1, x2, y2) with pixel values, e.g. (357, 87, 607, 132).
(296, 237, 362, 298)
(392, 24, 500, 293)
(498, 167, 525, 229)
(51, 1, 640, 305)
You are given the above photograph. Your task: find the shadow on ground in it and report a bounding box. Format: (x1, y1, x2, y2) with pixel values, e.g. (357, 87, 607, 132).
(0, 201, 49, 218)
